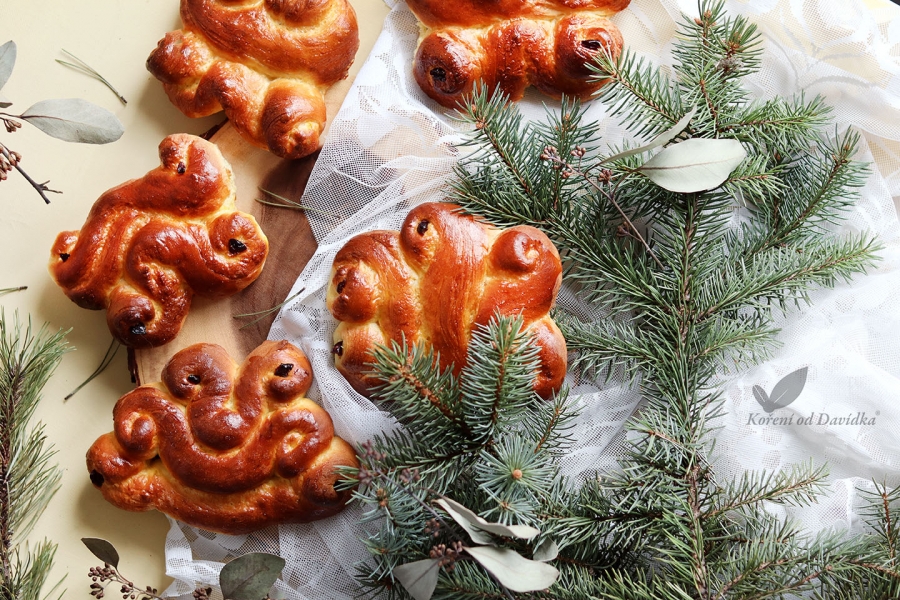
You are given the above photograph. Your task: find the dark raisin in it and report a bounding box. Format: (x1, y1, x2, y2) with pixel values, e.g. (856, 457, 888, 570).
(177, 162, 186, 175)
(90, 470, 105, 487)
(59, 252, 70, 262)
(417, 220, 429, 235)
(331, 341, 344, 357)
(581, 40, 603, 50)
(430, 67, 447, 82)
(187, 374, 201, 384)
(275, 363, 294, 377)
(228, 239, 247, 254)
(336, 280, 346, 294)
(130, 323, 147, 336)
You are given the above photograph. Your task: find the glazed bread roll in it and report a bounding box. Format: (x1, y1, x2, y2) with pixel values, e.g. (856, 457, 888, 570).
(408, 0, 629, 107)
(327, 202, 567, 399)
(50, 134, 268, 348)
(147, 0, 359, 159)
(86, 340, 359, 534)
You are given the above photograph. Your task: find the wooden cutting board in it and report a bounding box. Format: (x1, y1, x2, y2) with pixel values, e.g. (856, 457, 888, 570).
(129, 0, 389, 385)
(129, 120, 320, 385)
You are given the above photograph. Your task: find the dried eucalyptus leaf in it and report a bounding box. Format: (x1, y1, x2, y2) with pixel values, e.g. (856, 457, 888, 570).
(81, 537, 119, 568)
(436, 498, 494, 544)
(0, 93, 11, 109)
(20, 98, 124, 144)
(532, 538, 559, 562)
(638, 138, 747, 193)
(601, 105, 697, 164)
(219, 552, 285, 600)
(0, 41, 15, 92)
(464, 546, 559, 593)
(436, 497, 540, 543)
(393, 559, 441, 600)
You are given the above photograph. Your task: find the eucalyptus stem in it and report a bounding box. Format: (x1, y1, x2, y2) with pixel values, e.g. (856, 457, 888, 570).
(0, 39, 124, 205)
(0, 143, 59, 204)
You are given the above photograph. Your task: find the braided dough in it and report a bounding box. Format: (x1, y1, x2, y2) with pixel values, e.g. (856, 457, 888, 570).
(327, 202, 566, 398)
(147, 0, 359, 159)
(86, 340, 358, 534)
(408, 0, 629, 108)
(50, 134, 268, 348)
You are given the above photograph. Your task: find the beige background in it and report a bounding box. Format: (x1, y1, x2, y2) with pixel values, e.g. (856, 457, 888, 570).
(1, 0, 898, 597)
(0, 0, 388, 595)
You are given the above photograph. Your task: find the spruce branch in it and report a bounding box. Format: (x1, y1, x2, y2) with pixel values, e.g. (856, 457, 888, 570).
(345, 315, 577, 598)
(590, 48, 684, 139)
(348, 1, 896, 597)
(440, 0, 895, 597)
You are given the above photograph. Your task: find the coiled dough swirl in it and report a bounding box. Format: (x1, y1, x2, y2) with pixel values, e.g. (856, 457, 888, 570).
(50, 134, 268, 348)
(86, 340, 359, 534)
(147, 0, 359, 159)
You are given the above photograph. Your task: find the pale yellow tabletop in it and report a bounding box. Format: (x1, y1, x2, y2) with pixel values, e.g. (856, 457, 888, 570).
(2, 0, 899, 597)
(0, 0, 388, 594)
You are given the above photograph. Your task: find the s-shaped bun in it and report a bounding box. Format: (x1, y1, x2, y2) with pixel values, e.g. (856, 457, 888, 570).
(408, 0, 629, 107)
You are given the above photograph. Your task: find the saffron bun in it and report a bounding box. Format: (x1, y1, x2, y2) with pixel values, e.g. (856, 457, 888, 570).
(327, 202, 567, 398)
(408, 0, 629, 108)
(147, 0, 360, 159)
(86, 340, 358, 534)
(50, 134, 268, 348)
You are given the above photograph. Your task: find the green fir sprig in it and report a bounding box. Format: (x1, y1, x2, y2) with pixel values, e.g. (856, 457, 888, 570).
(0, 312, 68, 599)
(348, 1, 900, 598)
(340, 315, 578, 598)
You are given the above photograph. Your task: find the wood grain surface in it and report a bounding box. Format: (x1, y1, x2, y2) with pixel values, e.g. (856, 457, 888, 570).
(130, 121, 321, 384)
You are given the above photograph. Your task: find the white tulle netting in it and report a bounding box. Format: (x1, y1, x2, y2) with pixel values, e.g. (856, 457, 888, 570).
(162, 0, 900, 597)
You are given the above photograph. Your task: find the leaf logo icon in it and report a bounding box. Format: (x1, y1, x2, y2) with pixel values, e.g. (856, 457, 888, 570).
(753, 367, 808, 413)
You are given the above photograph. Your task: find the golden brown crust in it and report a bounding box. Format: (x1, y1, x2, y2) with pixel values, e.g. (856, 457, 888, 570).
(406, 0, 631, 28)
(49, 134, 268, 348)
(409, 0, 628, 107)
(86, 341, 359, 534)
(327, 202, 567, 399)
(147, 0, 359, 159)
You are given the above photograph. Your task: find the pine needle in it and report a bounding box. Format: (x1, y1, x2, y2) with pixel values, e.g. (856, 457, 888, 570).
(0, 286, 26, 297)
(0, 311, 68, 599)
(256, 188, 341, 219)
(233, 288, 305, 330)
(64, 338, 119, 401)
(56, 49, 126, 105)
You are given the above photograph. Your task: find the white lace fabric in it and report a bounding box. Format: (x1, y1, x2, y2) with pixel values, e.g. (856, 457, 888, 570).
(162, 0, 900, 597)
